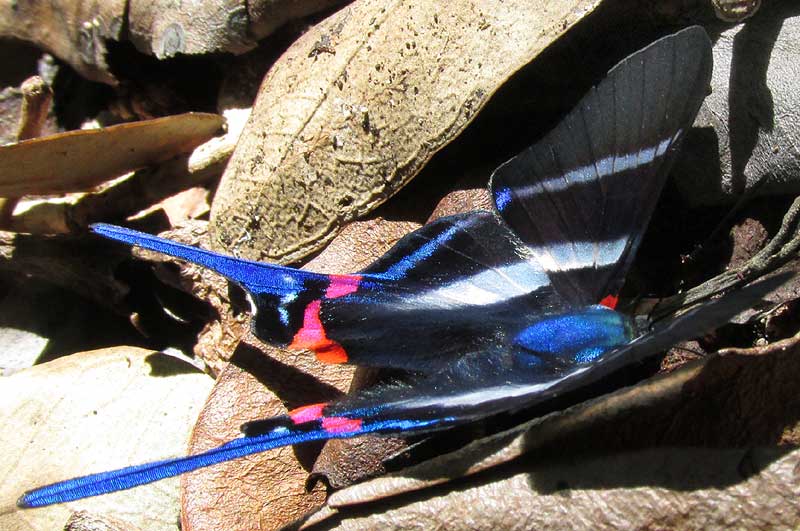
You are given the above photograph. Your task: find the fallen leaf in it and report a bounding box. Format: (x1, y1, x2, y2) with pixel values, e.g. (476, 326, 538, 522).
(0, 112, 224, 197)
(210, 0, 601, 263)
(9, 108, 245, 234)
(308, 448, 800, 531)
(0, 347, 214, 531)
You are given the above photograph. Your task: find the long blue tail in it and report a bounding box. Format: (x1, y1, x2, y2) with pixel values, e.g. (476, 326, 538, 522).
(90, 223, 329, 294)
(18, 406, 444, 508)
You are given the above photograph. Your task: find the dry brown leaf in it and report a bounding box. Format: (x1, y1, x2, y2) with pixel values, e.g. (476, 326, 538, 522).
(0, 112, 224, 197)
(210, 0, 601, 263)
(310, 448, 800, 531)
(298, 335, 800, 530)
(0, 347, 214, 531)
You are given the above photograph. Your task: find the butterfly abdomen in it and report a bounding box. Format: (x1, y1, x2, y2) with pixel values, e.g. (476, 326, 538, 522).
(513, 306, 635, 366)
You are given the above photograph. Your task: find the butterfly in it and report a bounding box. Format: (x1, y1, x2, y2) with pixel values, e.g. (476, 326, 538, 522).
(18, 26, 780, 509)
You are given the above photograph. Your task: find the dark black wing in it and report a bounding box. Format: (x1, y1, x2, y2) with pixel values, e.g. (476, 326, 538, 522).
(490, 26, 713, 307)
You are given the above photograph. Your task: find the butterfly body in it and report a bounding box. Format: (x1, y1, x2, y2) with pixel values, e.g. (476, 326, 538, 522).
(22, 26, 783, 511)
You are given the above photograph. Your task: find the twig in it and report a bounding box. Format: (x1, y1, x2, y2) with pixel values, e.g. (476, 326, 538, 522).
(0, 76, 53, 227)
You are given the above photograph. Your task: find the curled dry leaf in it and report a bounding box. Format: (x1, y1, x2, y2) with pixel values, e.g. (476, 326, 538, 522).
(0, 112, 224, 198)
(0, 347, 213, 531)
(298, 334, 800, 530)
(673, 2, 800, 205)
(210, 0, 600, 263)
(0, 0, 349, 84)
(10, 108, 247, 235)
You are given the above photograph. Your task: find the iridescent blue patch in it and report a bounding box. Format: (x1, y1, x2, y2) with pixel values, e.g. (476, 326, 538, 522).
(513, 305, 633, 364)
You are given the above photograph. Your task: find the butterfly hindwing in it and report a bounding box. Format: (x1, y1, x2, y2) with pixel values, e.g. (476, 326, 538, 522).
(90, 223, 356, 348)
(490, 26, 713, 307)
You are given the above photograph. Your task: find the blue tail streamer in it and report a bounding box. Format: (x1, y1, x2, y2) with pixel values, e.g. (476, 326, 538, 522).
(18, 415, 442, 508)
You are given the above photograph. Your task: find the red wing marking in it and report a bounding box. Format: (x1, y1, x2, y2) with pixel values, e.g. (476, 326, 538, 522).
(289, 403, 326, 424)
(288, 300, 349, 363)
(321, 416, 363, 434)
(325, 275, 362, 299)
(599, 294, 619, 309)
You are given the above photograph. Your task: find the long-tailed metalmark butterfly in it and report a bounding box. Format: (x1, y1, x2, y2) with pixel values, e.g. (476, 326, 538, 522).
(19, 26, 784, 509)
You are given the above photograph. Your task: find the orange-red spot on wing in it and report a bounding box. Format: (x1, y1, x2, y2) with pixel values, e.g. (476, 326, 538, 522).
(600, 294, 619, 309)
(325, 275, 361, 298)
(321, 416, 363, 434)
(289, 403, 326, 424)
(288, 300, 349, 363)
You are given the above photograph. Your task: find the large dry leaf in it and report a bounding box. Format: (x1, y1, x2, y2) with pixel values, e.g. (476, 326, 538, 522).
(0, 346, 214, 531)
(0, 113, 224, 197)
(309, 448, 800, 531)
(210, 0, 600, 262)
(297, 335, 800, 530)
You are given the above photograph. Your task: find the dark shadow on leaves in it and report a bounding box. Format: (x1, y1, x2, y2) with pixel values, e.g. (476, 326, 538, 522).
(727, 2, 793, 193)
